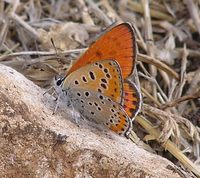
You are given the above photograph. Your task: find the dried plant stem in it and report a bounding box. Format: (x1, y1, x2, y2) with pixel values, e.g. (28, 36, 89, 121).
(135, 115, 200, 177)
(143, 104, 194, 127)
(1, 43, 20, 56)
(0, 48, 87, 61)
(135, 27, 147, 52)
(9, 0, 40, 41)
(179, 68, 200, 112)
(139, 72, 168, 102)
(158, 21, 186, 42)
(142, 1, 171, 87)
(129, 130, 155, 153)
(176, 48, 200, 58)
(101, 0, 123, 23)
(0, 48, 179, 82)
(143, 104, 200, 143)
(142, 0, 162, 98)
(10, 13, 39, 40)
(75, 0, 94, 25)
(161, 89, 200, 110)
(0, 17, 8, 47)
(141, 87, 161, 106)
(184, 0, 200, 36)
(85, 0, 112, 26)
(127, 1, 174, 22)
(138, 53, 179, 80)
(175, 44, 188, 99)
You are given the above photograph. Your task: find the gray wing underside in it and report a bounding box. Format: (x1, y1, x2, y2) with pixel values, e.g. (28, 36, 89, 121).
(68, 88, 132, 135)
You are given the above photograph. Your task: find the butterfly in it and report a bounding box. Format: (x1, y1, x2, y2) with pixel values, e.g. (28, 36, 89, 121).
(55, 23, 141, 137)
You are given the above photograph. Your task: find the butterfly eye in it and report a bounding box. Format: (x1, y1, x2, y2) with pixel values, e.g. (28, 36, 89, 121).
(56, 78, 63, 86)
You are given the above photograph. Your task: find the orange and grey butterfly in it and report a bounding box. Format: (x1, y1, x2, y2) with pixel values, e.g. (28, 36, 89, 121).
(60, 60, 132, 136)
(65, 23, 141, 119)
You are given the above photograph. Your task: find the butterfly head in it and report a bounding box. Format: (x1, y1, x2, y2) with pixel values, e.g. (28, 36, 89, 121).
(53, 75, 67, 95)
(55, 77, 64, 87)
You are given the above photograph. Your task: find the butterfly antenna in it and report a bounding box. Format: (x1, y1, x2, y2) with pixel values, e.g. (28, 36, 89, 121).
(51, 38, 58, 57)
(43, 86, 54, 96)
(50, 38, 66, 76)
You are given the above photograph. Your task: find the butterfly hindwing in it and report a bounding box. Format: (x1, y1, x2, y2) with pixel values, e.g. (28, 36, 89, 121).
(123, 80, 141, 119)
(67, 88, 132, 136)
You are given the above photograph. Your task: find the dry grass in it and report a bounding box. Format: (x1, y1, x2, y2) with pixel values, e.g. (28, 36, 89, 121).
(0, 0, 200, 177)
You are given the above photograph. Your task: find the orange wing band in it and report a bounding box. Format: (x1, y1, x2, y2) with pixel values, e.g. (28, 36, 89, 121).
(123, 80, 141, 119)
(67, 23, 136, 79)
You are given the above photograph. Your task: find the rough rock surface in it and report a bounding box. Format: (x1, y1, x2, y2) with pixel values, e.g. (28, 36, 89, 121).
(0, 64, 184, 178)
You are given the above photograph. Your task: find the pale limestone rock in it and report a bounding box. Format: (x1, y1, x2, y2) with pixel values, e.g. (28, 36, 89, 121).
(0, 64, 186, 178)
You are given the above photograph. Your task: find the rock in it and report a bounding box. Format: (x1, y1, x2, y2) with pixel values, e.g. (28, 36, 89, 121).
(0, 64, 184, 178)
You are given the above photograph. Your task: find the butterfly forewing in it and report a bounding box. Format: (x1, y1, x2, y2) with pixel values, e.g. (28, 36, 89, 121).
(66, 23, 136, 79)
(62, 60, 123, 104)
(67, 89, 132, 136)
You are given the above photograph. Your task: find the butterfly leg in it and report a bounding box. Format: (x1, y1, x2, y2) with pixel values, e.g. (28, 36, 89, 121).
(43, 86, 55, 96)
(43, 86, 61, 114)
(53, 89, 66, 112)
(70, 105, 81, 124)
(53, 94, 61, 114)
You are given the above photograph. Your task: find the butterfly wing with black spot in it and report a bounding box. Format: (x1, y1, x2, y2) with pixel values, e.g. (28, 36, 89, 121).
(67, 88, 132, 136)
(123, 80, 142, 120)
(62, 60, 123, 104)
